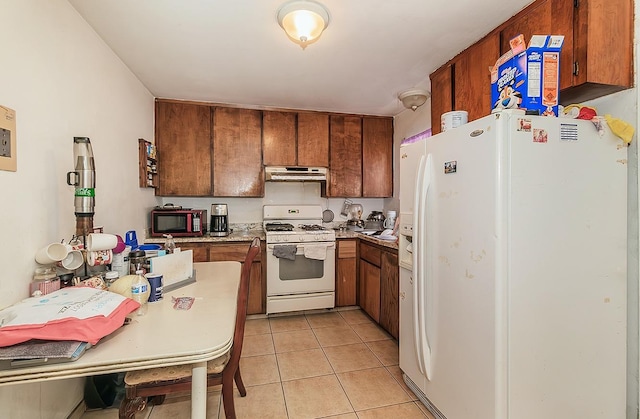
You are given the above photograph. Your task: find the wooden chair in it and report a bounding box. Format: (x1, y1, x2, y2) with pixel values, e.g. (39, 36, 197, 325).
(118, 237, 261, 419)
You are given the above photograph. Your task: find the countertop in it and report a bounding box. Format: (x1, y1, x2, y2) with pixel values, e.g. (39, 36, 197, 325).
(145, 230, 266, 244)
(145, 229, 398, 250)
(336, 230, 399, 251)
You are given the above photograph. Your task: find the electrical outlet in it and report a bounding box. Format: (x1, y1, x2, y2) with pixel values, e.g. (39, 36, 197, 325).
(0, 128, 11, 157)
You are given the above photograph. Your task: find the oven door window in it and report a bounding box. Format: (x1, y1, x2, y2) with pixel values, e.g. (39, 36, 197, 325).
(278, 256, 324, 280)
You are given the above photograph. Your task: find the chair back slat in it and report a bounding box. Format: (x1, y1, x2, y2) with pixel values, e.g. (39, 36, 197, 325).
(228, 237, 261, 366)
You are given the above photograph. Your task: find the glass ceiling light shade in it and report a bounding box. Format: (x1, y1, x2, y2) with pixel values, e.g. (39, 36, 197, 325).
(277, 0, 330, 49)
(398, 88, 431, 111)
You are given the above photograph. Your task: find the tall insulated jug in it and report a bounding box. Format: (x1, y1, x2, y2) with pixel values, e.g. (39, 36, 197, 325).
(66, 137, 95, 236)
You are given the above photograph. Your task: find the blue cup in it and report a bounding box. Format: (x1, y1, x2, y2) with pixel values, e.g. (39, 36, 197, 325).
(144, 273, 163, 302)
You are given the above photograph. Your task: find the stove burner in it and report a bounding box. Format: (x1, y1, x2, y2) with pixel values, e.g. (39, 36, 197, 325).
(298, 224, 326, 231)
(265, 223, 294, 232)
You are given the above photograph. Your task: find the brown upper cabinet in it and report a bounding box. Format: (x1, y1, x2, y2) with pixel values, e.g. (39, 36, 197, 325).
(499, 0, 573, 92)
(213, 107, 264, 197)
(262, 111, 297, 166)
(156, 100, 393, 198)
(155, 100, 264, 197)
(429, 64, 453, 136)
(362, 117, 393, 198)
(500, 0, 632, 102)
(328, 115, 362, 197)
(453, 35, 500, 125)
(155, 101, 212, 196)
(430, 0, 633, 131)
(429, 34, 499, 135)
(262, 111, 329, 167)
(297, 112, 329, 167)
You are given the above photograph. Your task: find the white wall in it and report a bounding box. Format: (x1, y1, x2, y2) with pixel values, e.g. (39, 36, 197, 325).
(0, 1, 156, 417)
(389, 99, 432, 213)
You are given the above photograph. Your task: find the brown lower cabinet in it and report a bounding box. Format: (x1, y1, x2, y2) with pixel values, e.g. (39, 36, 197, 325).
(177, 241, 265, 315)
(335, 239, 357, 307)
(357, 240, 399, 339)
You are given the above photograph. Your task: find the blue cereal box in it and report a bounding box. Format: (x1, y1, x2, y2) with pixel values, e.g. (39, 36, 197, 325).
(491, 35, 564, 116)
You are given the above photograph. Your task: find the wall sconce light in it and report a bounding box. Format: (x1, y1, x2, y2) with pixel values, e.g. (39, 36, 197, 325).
(398, 89, 431, 111)
(277, 0, 330, 49)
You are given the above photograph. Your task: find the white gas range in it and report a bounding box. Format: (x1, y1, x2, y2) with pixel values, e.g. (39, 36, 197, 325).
(263, 205, 336, 315)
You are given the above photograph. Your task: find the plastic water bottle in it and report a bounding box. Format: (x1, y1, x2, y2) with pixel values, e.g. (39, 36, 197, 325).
(131, 270, 150, 316)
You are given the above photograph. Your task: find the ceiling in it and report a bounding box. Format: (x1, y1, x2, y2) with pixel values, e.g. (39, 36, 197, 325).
(68, 0, 533, 117)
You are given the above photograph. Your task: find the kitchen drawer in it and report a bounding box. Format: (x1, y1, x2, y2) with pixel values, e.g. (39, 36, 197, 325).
(338, 240, 357, 258)
(209, 243, 262, 262)
(359, 242, 381, 267)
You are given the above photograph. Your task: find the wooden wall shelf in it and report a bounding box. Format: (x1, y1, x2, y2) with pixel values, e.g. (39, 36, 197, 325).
(138, 138, 157, 188)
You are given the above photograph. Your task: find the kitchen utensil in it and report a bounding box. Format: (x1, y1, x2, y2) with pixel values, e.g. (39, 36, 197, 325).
(87, 250, 113, 267)
(364, 220, 384, 231)
(35, 243, 69, 265)
(367, 211, 385, 222)
(57, 250, 84, 270)
(86, 233, 117, 251)
(340, 199, 353, 217)
(348, 203, 363, 221)
(322, 209, 334, 222)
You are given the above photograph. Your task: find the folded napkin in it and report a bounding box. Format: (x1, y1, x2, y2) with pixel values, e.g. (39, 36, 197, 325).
(304, 245, 328, 260)
(273, 245, 297, 261)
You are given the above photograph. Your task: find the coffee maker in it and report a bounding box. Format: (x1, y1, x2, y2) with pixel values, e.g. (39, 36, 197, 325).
(210, 204, 229, 236)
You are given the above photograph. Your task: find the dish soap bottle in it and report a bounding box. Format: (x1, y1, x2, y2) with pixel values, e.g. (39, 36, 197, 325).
(163, 234, 176, 254)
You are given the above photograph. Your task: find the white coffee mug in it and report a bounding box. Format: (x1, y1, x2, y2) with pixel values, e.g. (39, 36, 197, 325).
(57, 250, 84, 271)
(35, 243, 69, 265)
(86, 233, 118, 251)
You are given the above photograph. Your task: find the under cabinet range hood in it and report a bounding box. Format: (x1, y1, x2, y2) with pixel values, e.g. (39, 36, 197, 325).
(265, 166, 327, 182)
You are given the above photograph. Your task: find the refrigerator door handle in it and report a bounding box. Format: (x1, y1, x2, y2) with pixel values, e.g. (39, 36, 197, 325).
(412, 154, 433, 380)
(412, 155, 426, 376)
(418, 154, 433, 380)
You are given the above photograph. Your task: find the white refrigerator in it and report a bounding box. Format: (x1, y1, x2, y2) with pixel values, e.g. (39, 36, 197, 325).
(398, 111, 627, 419)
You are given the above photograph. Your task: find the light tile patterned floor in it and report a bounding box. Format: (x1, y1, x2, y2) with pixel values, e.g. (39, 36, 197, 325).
(81, 309, 434, 419)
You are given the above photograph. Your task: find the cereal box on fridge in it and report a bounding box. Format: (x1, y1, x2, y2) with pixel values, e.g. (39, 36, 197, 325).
(491, 35, 564, 116)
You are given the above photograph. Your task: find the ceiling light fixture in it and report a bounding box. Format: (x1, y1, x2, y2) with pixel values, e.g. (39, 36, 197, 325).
(277, 0, 330, 49)
(398, 88, 431, 111)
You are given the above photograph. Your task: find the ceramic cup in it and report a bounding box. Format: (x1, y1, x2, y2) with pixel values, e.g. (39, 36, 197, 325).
(145, 273, 163, 302)
(87, 249, 113, 267)
(35, 243, 69, 265)
(86, 233, 118, 251)
(57, 249, 84, 271)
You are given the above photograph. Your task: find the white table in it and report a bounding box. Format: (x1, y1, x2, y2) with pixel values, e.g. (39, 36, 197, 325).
(0, 261, 241, 419)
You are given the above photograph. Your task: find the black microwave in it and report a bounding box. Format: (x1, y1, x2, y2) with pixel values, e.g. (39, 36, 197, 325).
(150, 209, 207, 237)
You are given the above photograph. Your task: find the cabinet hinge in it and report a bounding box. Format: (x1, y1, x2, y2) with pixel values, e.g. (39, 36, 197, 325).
(573, 61, 579, 76)
(574, 0, 579, 8)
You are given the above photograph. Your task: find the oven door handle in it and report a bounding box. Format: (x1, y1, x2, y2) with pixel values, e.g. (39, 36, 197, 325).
(267, 244, 336, 252)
